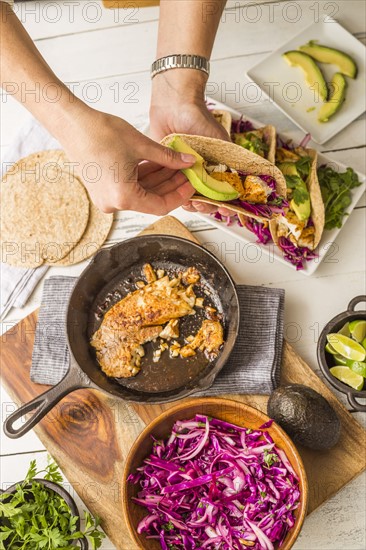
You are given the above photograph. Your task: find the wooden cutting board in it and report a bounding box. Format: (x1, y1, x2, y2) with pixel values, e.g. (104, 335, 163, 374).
(1, 216, 365, 550)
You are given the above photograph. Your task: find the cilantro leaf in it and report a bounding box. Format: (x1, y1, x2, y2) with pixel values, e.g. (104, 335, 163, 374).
(318, 165, 362, 229)
(285, 175, 310, 205)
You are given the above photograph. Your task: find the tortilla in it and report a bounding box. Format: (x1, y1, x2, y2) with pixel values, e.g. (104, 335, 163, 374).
(270, 148, 324, 250)
(232, 125, 276, 164)
(51, 200, 113, 266)
(161, 133, 287, 218)
(211, 109, 232, 135)
(0, 150, 90, 268)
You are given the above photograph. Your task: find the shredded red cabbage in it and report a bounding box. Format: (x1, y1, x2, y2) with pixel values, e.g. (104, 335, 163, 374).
(229, 199, 286, 219)
(129, 415, 301, 550)
(231, 115, 255, 134)
(278, 237, 318, 271)
(299, 134, 311, 148)
(245, 219, 273, 245)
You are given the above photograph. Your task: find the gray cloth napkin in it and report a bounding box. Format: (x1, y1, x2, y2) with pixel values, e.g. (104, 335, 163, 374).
(31, 276, 284, 394)
(0, 118, 60, 320)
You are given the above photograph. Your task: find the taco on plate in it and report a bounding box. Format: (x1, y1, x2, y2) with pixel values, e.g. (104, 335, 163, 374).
(269, 146, 324, 268)
(211, 109, 276, 163)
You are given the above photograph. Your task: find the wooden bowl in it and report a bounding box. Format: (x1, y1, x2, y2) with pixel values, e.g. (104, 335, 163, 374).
(122, 397, 308, 550)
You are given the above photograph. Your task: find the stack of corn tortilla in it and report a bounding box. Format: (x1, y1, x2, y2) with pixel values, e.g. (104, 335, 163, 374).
(0, 150, 113, 268)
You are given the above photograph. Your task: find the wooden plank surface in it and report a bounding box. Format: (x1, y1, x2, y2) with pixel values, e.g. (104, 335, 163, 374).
(1, 216, 365, 550)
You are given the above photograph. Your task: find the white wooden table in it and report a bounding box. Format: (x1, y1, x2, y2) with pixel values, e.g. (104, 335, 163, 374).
(1, 1, 365, 548)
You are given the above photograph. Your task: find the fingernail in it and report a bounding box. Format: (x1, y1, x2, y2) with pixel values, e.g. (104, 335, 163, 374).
(180, 153, 196, 164)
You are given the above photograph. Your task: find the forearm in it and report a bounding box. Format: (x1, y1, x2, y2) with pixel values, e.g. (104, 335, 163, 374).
(0, 1, 88, 142)
(157, 0, 226, 59)
(152, 0, 226, 105)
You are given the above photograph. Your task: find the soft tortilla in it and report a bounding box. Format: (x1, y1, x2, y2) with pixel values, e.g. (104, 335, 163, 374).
(51, 200, 113, 266)
(1, 150, 90, 268)
(211, 109, 232, 135)
(161, 134, 287, 218)
(270, 148, 324, 250)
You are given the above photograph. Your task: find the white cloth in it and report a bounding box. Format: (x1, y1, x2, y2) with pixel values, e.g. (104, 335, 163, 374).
(0, 118, 60, 319)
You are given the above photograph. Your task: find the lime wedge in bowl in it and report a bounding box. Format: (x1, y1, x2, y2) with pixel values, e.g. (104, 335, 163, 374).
(337, 322, 350, 337)
(325, 343, 338, 355)
(330, 366, 364, 391)
(334, 354, 348, 366)
(348, 361, 366, 378)
(349, 320, 366, 343)
(327, 334, 366, 362)
(362, 337, 366, 350)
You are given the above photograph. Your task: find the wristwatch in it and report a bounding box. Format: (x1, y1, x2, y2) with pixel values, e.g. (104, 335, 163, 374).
(151, 54, 210, 79)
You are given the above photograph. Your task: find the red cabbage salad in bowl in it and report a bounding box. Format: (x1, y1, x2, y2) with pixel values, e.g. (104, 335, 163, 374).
(128, 415, 301, 550)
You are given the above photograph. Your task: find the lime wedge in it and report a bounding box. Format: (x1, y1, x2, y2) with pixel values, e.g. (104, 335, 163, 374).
(334, 354, 348, 366)
(349, 320, 366, 343)
(325, 343, 338, 355)
(348, 361, 366, 378)
(362, 338, 366, 350)
(337, 322, 350, 337)
(327, 333, 366, 361)
(330, 366, 364, 391)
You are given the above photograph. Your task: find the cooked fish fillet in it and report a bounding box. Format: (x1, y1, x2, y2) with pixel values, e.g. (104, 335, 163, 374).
(242, 175, 272, 204)
(180, 320, 224, 358)
(91, 325, 162, 378)
(210, 171, 245, 195)
(91, 273, 196, 377)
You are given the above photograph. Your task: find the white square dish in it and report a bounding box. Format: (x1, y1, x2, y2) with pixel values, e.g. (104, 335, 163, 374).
(246, 17, 366, 144)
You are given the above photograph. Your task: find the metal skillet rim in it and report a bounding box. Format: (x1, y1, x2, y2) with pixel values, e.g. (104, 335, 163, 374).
(65, 234, 240, 404)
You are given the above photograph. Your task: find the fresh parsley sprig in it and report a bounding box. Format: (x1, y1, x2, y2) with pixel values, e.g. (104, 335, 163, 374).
(0, 459, 105, 550)
(317, 165, 362, 230)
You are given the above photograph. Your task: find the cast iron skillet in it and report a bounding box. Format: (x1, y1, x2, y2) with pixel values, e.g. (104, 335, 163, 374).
(4, 235, 239, 438)
(317, 295, 366, 412)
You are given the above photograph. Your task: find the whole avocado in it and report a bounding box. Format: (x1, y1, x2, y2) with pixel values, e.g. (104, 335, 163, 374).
(267, 384, 341, 450)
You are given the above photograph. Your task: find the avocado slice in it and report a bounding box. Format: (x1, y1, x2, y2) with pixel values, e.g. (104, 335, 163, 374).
(291, 196, 311, 222)
(277, 162, 299, 177)
(283, 51, 328, 101)
(299, 41, 358, 78)
(168, 136, 239, 201)
(267, 384, 341, 450)
(279, 163, 311, 221)
(318, 72, 347, 123)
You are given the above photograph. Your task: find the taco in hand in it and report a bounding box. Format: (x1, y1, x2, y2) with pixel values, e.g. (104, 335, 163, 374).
(162, 134, 287, 221)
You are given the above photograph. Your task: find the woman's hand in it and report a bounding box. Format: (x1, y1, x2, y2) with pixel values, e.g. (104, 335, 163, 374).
(59, 107, 196, 214)
(150, 70, 233, 216)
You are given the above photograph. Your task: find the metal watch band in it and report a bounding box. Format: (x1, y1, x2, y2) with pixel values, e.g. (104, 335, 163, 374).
(151, 54, 210, 79)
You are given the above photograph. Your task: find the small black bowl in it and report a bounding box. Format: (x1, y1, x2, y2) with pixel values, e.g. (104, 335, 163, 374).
(0, 478, 88, 549)
(317, 295, 366, 412)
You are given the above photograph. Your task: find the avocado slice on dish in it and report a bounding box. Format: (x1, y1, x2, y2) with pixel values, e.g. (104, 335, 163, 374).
(283, 50, 328, 101)
(168, 136, 239, 201)
(299, 41, 358, 79)
(318, 72, 347, 123)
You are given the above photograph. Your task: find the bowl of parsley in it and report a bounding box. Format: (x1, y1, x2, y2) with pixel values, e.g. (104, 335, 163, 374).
(0, 460, 105, 549)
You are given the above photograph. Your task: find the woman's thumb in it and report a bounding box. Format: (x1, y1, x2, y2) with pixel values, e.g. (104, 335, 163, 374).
(144, 140, 196, 170)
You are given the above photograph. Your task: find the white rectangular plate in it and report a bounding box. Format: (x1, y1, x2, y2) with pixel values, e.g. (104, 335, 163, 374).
(198, 99, 365, 276)
(246, 17, 366, 144)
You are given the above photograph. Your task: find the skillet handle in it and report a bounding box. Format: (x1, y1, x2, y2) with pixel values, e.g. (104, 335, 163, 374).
(3, 359, 91, 439)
